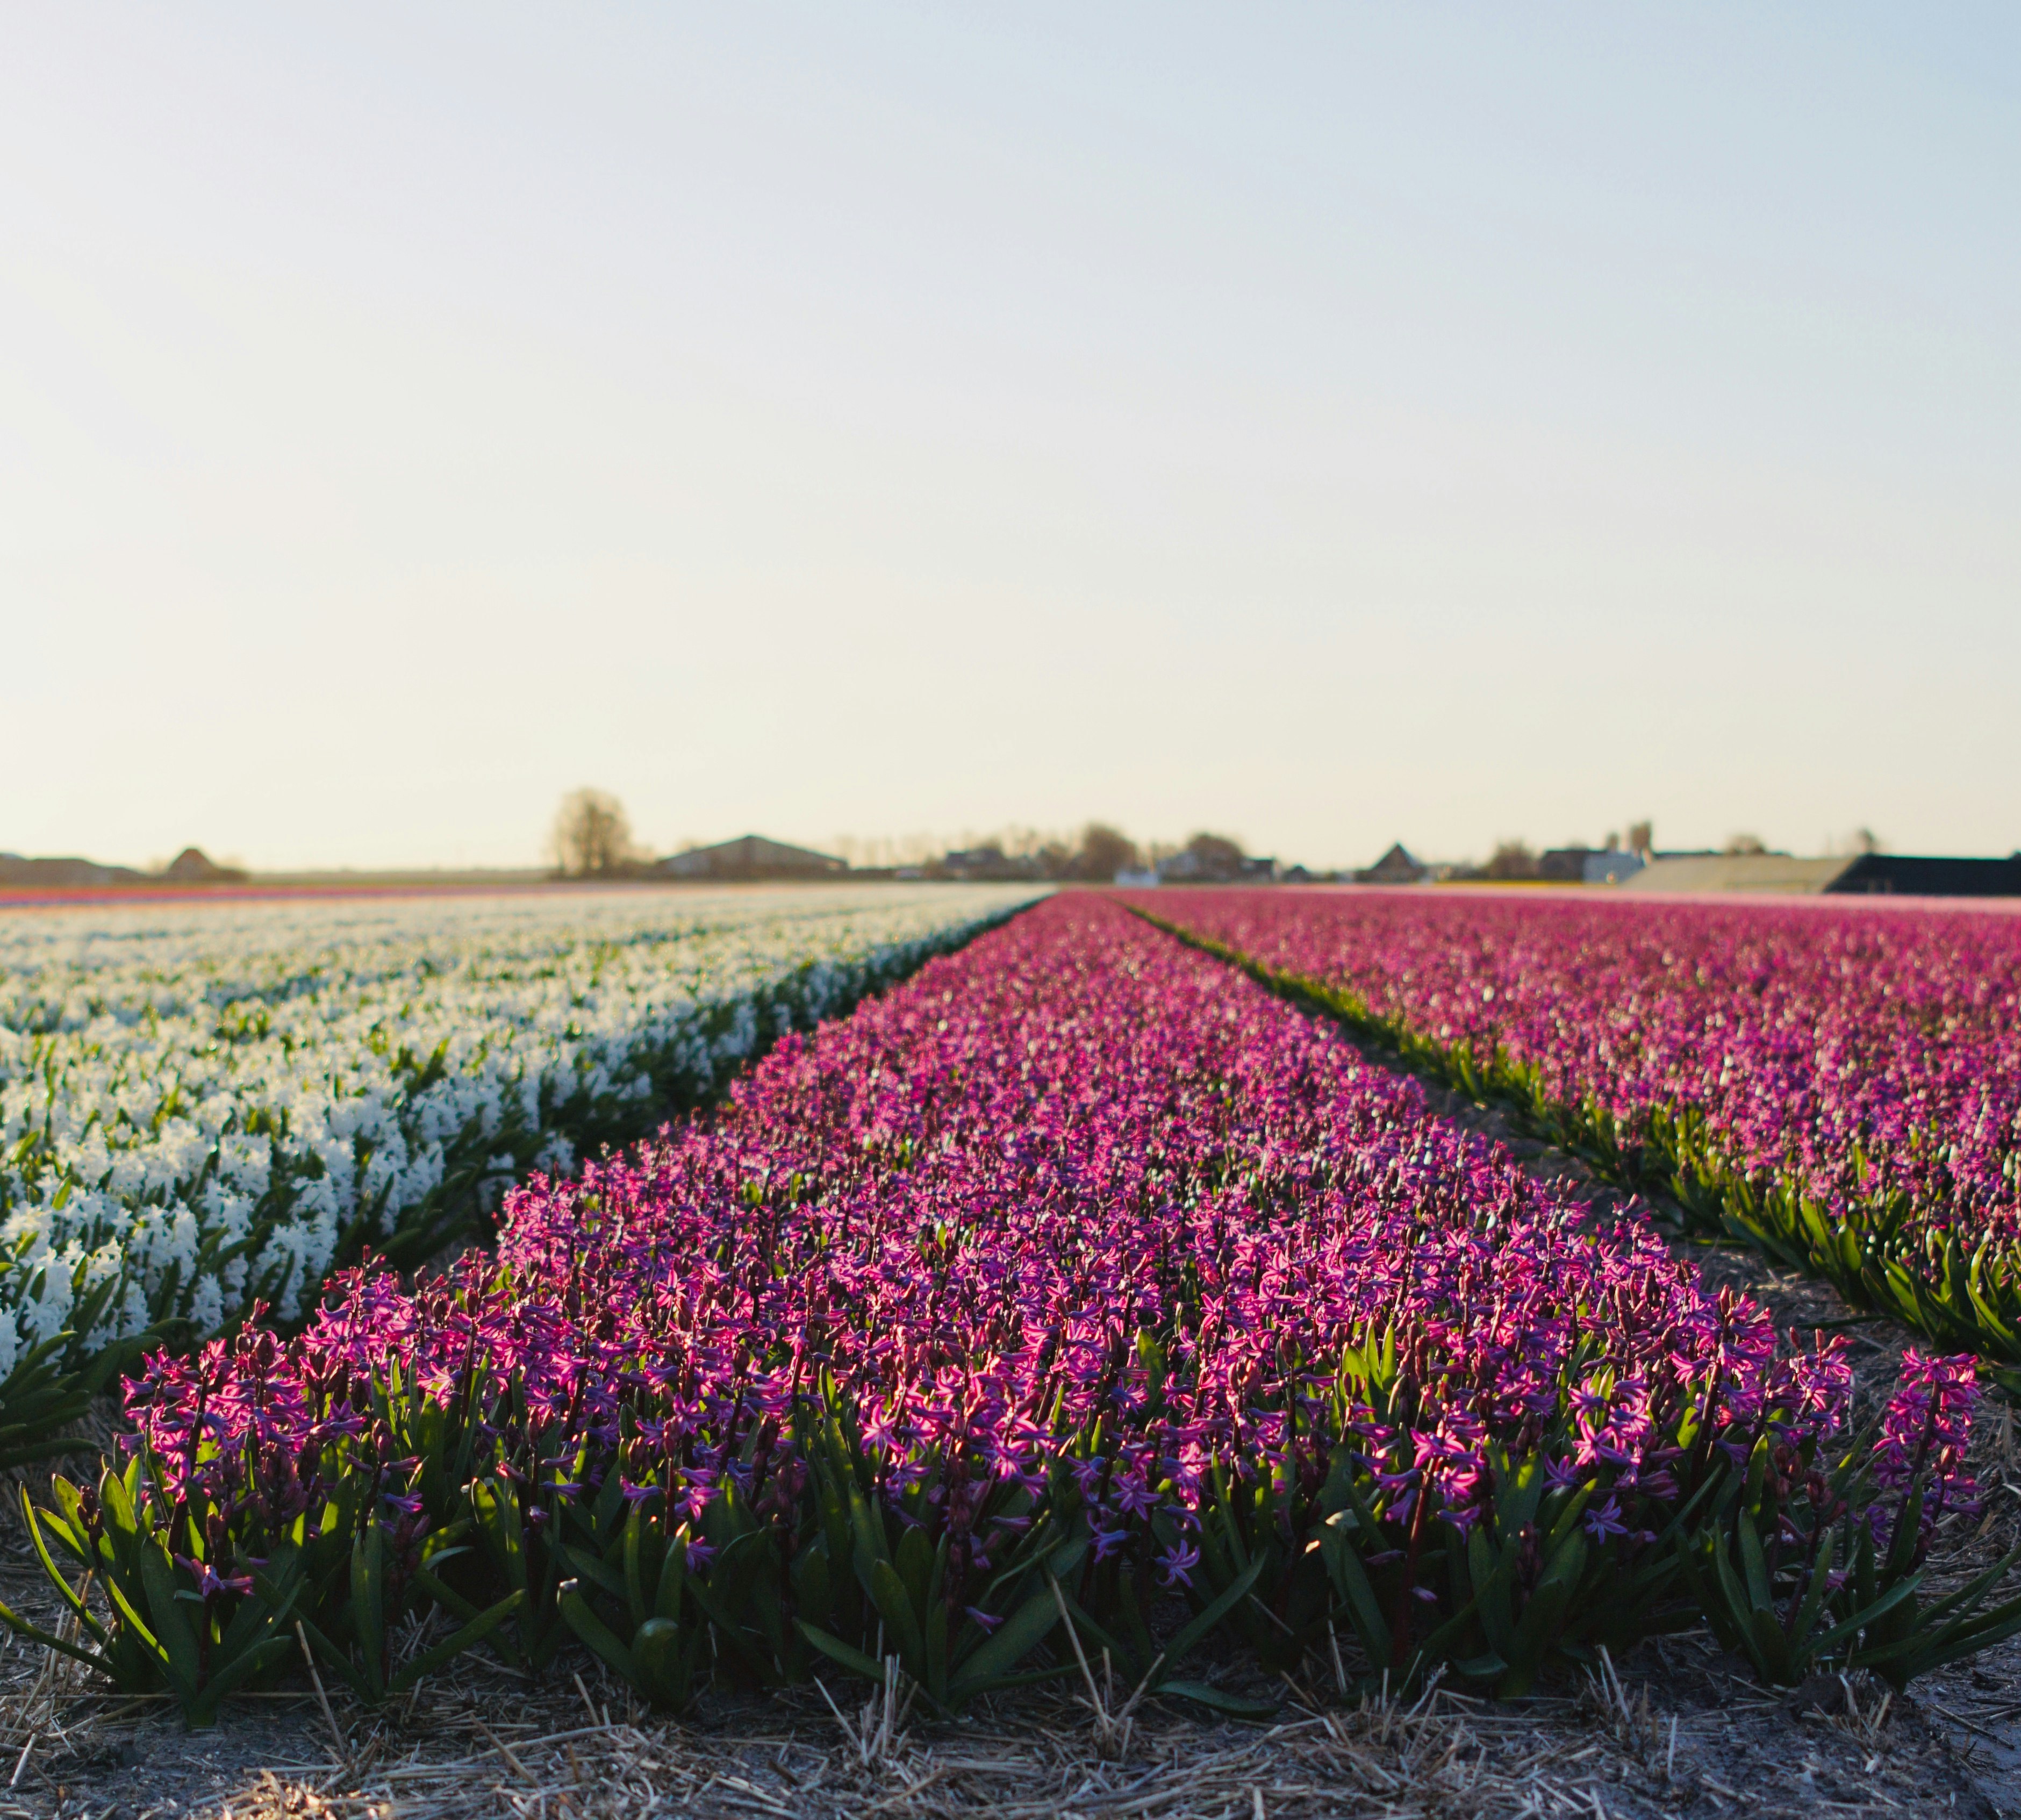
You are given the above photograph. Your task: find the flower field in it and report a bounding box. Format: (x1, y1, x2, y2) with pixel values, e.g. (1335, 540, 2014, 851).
(1129, 888, 2021, 1387)
(0, 884, 1039, 1459)
(8, 894, 2012, 1732)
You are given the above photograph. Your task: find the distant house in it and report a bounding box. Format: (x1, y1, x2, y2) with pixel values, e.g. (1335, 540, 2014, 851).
(0, 854, 145, 889)
(654, 835, 847, 882)
(1537, 848, 1590, 883)
(0, 849, 243, 889)
(1155, 849, 1275, 884)
(938, 845, 1045, 882)
(1537, 847, 1645, 885)
(1582, 850, 1644, 885)
(162, 847, 246, 884)
(1354, 843, 1427, 885)
(1825, 853, 2021, 898)
(1624, 854, 1851, 894)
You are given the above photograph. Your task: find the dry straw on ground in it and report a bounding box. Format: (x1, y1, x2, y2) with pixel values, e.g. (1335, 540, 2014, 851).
(0, 1628, 2002, 1819)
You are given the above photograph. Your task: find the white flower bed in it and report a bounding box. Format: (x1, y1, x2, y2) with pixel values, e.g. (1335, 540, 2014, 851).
(0, 884, 1042, 1376)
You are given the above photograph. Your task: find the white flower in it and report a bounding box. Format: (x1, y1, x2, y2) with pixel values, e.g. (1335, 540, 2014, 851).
(0, 884, 1043, 1357)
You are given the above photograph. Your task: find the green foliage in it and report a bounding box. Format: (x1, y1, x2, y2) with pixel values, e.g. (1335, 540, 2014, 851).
(0, 1463, 305, 1726)
(5, 1348, 2019, 1726)
(1679, 1439, 2021, 1692)
(790, 1409, 1087, 1713)
(0, 1288, 182, 1474)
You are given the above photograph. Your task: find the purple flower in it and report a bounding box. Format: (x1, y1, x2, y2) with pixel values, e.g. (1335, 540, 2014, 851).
(175, 1556, 254, 1600)
(1583, 1496, 1630, 1542)
(112, 890, 1961, 1706)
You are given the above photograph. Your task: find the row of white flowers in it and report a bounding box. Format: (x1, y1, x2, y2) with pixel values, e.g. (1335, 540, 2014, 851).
(0, 883, 1043, 1379)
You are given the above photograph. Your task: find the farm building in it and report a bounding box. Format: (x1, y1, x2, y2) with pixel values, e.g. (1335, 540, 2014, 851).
(1825, 852, 2021, 897)
(0, 845, 243, 889)
(1625, 850, 2021, 897)
(1624, 854, 1853, 894)
(1354, 843, 1427, 885)
(654, 835, 847, 881)
(1539, 847, 1646, 884)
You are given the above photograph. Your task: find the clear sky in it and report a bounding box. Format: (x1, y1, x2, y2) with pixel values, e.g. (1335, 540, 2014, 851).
(5, 5, 2017, 871)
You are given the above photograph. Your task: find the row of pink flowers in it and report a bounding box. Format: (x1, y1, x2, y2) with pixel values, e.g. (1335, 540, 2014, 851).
(137, 898, 1952, 1551)
(1132, 887, 2021, 1258)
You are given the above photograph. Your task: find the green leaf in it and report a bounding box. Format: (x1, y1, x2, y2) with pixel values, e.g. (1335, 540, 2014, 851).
(138, 1544, 203, 1707)
(631, 1615, 691, 1710)
(1151, 1679, 1279, 1718)
(684, 1563, 776, 1680)
(866, 1559, 926, 1672)
(19, 1489, 110, 1647)
(558, 1580, 634, 1680)
(624, 1509, 655, 1630)
(1499, 1529, 1587, 1696)
(0, 1595, 115, 1677)
(1318, 1516, 1391, 1665)
(1787, 1530, 1839, 1652)
(297, 1615, 372, 1703)
(190, 1633, 296, 1726)
(1164, 1549, 1271, 1669)
(656, 1537, 689, 1624)
(1467, 1525, 1516, 1662)
(352, 1524, 388, 1702)
(1810, 1575, 1925, 1658)
(555, 1539, 626, 1602)
(1737, 1511, 1772, 1615)
(796, 1618, 886, 1686)
(948, 1588, 1065, 1701)
(896, 1523, 933, 1628)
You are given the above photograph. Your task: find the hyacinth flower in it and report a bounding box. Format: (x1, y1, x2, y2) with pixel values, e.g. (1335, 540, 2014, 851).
(1130, 887, 2021, 1391)
(0, 886, 1043, 1474)
(3, 896, 2014, 1724)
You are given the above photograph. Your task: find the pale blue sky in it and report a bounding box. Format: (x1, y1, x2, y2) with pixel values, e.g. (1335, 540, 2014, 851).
(5, 6, 2017, 870)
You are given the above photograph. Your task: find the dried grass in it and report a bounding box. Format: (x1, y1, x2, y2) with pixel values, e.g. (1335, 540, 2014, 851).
(1, 1625, 2001, 1820)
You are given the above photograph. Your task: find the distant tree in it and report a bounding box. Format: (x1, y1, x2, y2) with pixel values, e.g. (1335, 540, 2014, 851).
(1625, 820, 1653, 857)
(1074, 823, 1141, 880)
(1033, 840, 1077, 879)
(1724, 833, 1767, 856)
(1854, 827, 1884, 854)
(1184, 833, 1245, 875)
(1484, 840, 1539, 880)
(551, 789, 639, 877)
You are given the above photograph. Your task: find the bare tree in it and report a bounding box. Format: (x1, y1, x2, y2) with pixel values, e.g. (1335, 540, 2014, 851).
(1854, 827, 1884, 854)
(550, 789, 639, 878)
(1625, 820, 1653, 858)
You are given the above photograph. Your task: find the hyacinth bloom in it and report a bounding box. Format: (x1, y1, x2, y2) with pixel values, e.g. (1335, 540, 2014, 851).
(1130, 887, 2021, 1367)
(0, 884, 1039, 1382)
(102, 896, 1988, 1704)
